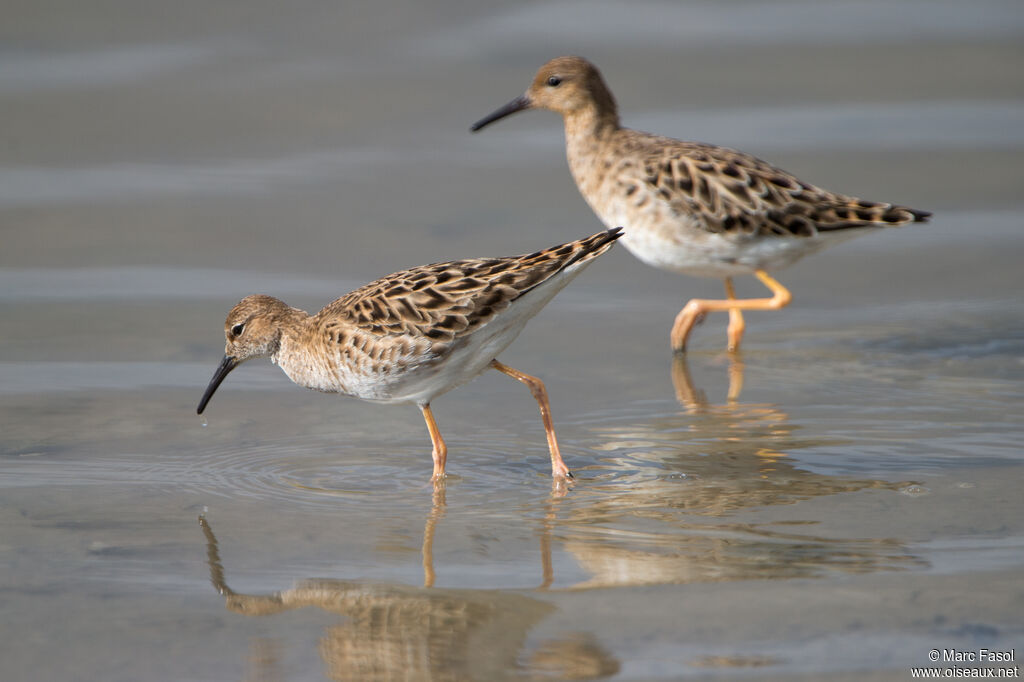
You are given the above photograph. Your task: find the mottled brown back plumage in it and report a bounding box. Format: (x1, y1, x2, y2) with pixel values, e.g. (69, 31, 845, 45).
(318, 228, 620, 345)
(621, 136, 930, 239)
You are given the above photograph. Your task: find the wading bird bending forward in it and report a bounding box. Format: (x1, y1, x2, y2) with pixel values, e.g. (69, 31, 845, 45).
(197, 228, 622, 481)
(471, 56, 929, 353)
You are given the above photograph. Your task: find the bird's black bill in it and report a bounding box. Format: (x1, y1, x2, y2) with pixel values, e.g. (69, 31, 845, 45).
(470, 95, 531, 132)
(197, 355, 239, 415)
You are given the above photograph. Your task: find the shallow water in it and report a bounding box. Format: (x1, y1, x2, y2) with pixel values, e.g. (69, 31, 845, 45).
(2, 1, 1023, 680)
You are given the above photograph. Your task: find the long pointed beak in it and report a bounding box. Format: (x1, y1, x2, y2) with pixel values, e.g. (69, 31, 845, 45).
(197, 355, 239, 415)
(470, 94, 531, 132)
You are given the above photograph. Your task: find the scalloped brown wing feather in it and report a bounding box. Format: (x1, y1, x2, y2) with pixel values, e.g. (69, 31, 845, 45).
(316, 229, 621, 346)
(628, 135, 929, 238)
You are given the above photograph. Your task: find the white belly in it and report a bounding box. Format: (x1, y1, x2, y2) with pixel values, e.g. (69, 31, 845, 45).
(598, 202, 872, 278)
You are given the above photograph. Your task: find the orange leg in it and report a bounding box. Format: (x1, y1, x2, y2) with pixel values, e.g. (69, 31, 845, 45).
(420, 403, 447, 481)
(724, 278, 746, 353)
(671, 270, 793, 353)
(490, 359, 572, 480)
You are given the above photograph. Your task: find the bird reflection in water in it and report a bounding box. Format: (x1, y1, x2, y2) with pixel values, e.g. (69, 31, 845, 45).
(198, 512, 619, 681)
(671, 351, 747, 410)
(556, 352, 927, 588)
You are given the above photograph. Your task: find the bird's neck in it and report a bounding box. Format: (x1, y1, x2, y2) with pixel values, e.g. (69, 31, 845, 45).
(564, 103, 619, 143)
(268, 307, 313, 368)
(564, 107, 620, 198)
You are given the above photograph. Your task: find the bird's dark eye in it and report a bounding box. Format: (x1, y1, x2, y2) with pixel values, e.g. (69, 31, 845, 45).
(546, 76, 562, 87)
(231, 323, 245, 337)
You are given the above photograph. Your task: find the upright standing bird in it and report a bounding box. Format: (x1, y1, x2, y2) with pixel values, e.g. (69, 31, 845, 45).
(197, 228, 622, 482)
(471, 56, 930, 352)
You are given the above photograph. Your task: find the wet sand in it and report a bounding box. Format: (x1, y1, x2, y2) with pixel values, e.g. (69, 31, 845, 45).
(2, 1, 1023, 680)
